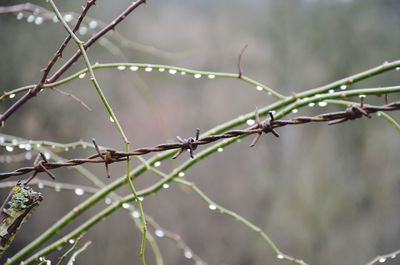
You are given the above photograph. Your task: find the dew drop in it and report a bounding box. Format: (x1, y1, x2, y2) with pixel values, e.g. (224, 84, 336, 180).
(256, 85, 263, 91)
(74, 188, 85, 196)
(44, 152, 51, 160)
(379, 257, 386, 263)
(5, 146, 13, 152)
(277, 254, 284, 259)
(131, 210, 140, 218)
(130, 66, 139, 71)
(292, 109, 298, 113)
(64, 14, 73, 23)
(155, 229, 165, 238)
(138, 197, 144, 202)
(154, 161, 161, 167)
(18, 144, 26, 149)
(55, 185, 61, 192)
(27, 15, 35, 23)
(52, 15, 59, 23)
(25, 144, 32, 151)
(328, 89, 335, 94)
(78, 26, 88, 35)
(246, 119, 255, 126)
(36, 143, 41, 148)
(104, 197, 112, 205)
(169, 69, 177, 75)
(267, 91, 272, 96)
(9, 94, 15, 99)
(318, 101, 328, 107)
(109, 116, 115, 123)
(122, 203, 130, 209)
(16, 13, 24, 20)
(0, 137, 4, 144)
(64, 147, 69, 151)
(38, 182, 44, 189)
(117, 65, 126, 70)
(163, 183, 170, 189)
(194, 73, 202, 79)
(88, 20, 97, 29)
(377, 112, 382, 117)
(217, 147, 223, 153)
(184, 250, 193, 259)
(69, 239, 75, 244)
(34, 17, 43, 25)
(359, 94, 366, 99)
(208, 204, 217, 210)
(158, 68, 165, 72)
(208, 74, 215, 79)
(340, 85, 347, 90)
(11, 139, 18, 145)
(145, 67, 153, 72)
(308, 102, 315, 107)
(178, 172, 185, 177)
(25, 152, 32, 160)
(391, 254, 396, 259)
(396, 67, 400, 71)
(180, 71, 186, 75)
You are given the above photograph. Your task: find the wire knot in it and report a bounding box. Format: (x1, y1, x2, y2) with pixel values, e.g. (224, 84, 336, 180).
(25, 152, 55, 184)
(173, 128, 200, 159)
(329, 97, 371, 125)
(250, 108, 280, 147)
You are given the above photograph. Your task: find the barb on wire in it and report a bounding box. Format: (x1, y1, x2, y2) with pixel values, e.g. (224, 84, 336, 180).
(24, 153, 55, 185)
(250, 108, 279, 147)
(92, 139, 114, 178)
(2, 100, 400, 180)
(173, 128, 200, 159)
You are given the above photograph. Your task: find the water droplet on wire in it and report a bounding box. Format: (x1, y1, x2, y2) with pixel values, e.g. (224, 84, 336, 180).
(27, 15, 35, 23)
(379, 257, 386, 263)
(208, 74, 215, 79)
(122, 203, 130, 209)
(9, 94, 15, 99)
(64, 14, 73, 23)
(34, 17, 43, 25)
(163, 183, 170, 189)
(277, 254, 284, 259)
(88, 20, 97, 29)
(79, 73, 86, 79)
(246, 119, 255, 126)
(169, 69, 177, 75)
(5, 146, 13, 152)
(145, 67, 153, 72)
(16, 13, 24, 20)
(155, 229, 165, 237)
(194, 74, 202, 79)
(208, 204, 217, 210)
(158, 68, 165, 72)
(256, 85, 263, 91)
(130, 66, 139, 71)
(74, 188, 85, 196)
(318, 101, 328, 107)
(184, 250, 193, 259)
(340, 85, 347, 90)
(78, 26, 88, 35)
(154, 161, 161, 167)
(117, 65, 126, 70)
(178, 172, 185, 177)
(217, 147, 223, 153)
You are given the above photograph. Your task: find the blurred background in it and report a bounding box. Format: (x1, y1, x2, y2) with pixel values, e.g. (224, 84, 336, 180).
(1, 0, 400, 264)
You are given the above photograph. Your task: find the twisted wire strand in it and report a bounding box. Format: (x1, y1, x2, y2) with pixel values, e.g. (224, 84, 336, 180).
(1, 101, 399, 180)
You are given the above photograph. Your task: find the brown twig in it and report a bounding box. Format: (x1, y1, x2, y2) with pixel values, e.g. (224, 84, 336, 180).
(51, 87, 92, 111)
(237, 44, 248, 79)
(0, 0, 146, 124)
(1, 100, 400, 180)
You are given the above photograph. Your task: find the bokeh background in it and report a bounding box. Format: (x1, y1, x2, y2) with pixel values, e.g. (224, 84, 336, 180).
(1, 0, 400, 264)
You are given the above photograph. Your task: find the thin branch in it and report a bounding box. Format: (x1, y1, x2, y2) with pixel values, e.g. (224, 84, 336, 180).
(51, 87, 92, 111)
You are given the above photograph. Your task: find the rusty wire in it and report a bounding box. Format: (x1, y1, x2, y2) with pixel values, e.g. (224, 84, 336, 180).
(1, 100, 400, 180)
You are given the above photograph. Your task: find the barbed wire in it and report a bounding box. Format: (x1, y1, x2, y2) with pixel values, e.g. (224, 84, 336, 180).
(1, 99, 399, 181)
